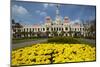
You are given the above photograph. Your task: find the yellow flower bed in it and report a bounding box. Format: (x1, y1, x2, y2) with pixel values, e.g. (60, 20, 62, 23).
(12, 44, 96, 65)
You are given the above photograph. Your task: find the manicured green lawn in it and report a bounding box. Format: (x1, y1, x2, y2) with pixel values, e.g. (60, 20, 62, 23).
(47, 37, 96, 47)
(12, 37, 46, 44)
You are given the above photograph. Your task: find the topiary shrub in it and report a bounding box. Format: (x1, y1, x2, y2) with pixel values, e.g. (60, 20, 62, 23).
(47, 37, 81, 44)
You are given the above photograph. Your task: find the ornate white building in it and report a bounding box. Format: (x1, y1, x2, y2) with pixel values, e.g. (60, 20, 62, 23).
(12, 4, 85, 38)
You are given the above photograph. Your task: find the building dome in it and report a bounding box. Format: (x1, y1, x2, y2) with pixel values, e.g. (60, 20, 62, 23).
(64, 16, 70, 23)
(45, 16, 52, 24)
(64, 16, 69, 20)
(45, 16, 51, 20)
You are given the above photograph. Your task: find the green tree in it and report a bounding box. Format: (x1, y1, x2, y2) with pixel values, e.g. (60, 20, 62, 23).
(12, 19, 23, 38)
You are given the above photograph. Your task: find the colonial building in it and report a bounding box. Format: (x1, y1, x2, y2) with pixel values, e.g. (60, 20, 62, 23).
(12, 4, 85, 38)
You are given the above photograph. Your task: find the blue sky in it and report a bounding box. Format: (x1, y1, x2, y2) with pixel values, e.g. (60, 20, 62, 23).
(11, 1, 96, 24)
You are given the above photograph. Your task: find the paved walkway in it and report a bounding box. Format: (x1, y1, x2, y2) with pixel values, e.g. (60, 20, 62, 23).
(81, 39, 96, 45)
(12, 39, 47, 49)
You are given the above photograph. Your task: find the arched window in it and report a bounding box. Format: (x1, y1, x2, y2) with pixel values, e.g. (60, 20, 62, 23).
(43, 28, 45, 31)
(57, 27, 58, 31)
(30, 28, 31, 32)
(38, 28, 40, 31)
(75, 28, 76, 31)
(80, 28, 81, 31)
(51, 28, 53, 31)
(24, 28, 25, 32)
(54, 28, 56, 31)
(33, 28, 34, 32)
(65, 27, 68, 30)
(62, 28, 63, 31)
(59, 28, 61, 31)
(27, 28, 28, 32)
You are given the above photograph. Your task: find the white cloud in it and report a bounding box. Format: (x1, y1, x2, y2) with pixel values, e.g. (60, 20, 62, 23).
(43, 3, 55, 9)
(35, 10, 47, 17)
(35, 10, 40, 13)
(43, 4, 49, 9)
(71, 19, 81, 23)
(12, 5, 29, 16)
(40, 12, 47, 16)
(49, 4, 55, 7)
(39, 21, 43, 24)
(89, 15, 95, 20)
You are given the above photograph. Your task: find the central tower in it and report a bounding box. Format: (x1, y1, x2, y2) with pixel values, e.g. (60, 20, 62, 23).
(56, 4, 60, 18)
(55, 4, 62, 25)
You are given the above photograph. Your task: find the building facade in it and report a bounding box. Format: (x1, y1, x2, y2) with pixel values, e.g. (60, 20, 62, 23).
(12, 4, 85, 38)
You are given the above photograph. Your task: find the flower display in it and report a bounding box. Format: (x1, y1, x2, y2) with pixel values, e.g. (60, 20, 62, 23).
(12, 44, 96, 65)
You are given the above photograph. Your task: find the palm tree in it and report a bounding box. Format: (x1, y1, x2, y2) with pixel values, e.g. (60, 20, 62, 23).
(89, 19, 96, 37)
(83, 19, 96, 38)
